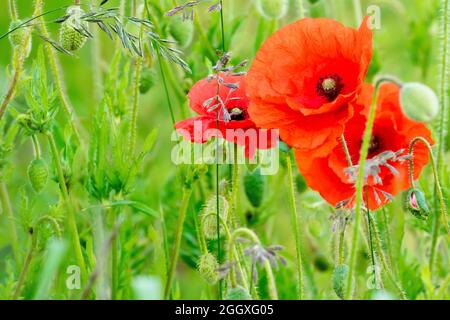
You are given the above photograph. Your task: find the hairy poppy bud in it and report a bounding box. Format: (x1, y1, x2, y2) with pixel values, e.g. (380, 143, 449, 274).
(202, 196, 229, 240)
(244, 169, 266, 208)
(59, 6, 89, 52)
(332, 264, 349, 300)
(198, 253, 219, 285)
(400, 82, 439, 122)
(406, 188, 430, 220)
(168, 17, 194, 48)
(27, 158, 48, 193)
(225, 286, 252, 300)
(256, 0, 289, 20)
(139, 68, 156, 94)
(8, 20, 32, 57)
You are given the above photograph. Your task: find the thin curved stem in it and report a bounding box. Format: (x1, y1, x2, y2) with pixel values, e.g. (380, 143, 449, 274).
(31, 135, 41, 159)
(229, 228, 278, 300)
(286, 152, 304, 299)
(408, 136, 449, 273)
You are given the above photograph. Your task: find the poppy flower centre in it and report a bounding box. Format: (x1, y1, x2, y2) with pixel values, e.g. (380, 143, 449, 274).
(230, 107, 246, 121)
(368, 135, 381, 155)
(316, 74, 344, 102)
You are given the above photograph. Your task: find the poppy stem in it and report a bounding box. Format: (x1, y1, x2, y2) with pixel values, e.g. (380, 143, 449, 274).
(437, 0, 450, 175)
(368, 212, 407, 299)
(46, 131, 87, 279)
(345, 77, 393, 300)
(8, 0, 18, 20)
(298, 0, 305, 19)
(352, 0, 363, 25)
(12, 229, 36, 300)
(408, 137, 449, 274)
(0, 183, 20, 267)
(164, 186, 193, 299)
(365, 188, 380, 290)
(229, 228, 278, 300)
(286, 151, 304, 299)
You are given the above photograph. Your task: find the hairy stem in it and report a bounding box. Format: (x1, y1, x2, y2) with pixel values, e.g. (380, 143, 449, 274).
(437, 0, 450, 173)
(164, 187, 193, 299)
(286, 152, 304, 299)
(368, 213, 407, 299)
(12, 230, 36, 300)
(46, 131, 86, 278)
(346, 78, 385, 300)
(38, 16, 84, 143)
(0, 182, 20, 266)
(408, 136, 449, 273)
(8, 0, 18, 20)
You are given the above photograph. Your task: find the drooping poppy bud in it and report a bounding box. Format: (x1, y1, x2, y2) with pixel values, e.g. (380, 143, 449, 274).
(400, 82, 439, 122)
(198, 253, 219, 285)
(139, 68, 156, 94)
(244, 168, 266, 208)
(225, 285, 252, 300)
(59, 6, 89, 52)
(168, 17, 194, 48)
(256, 0, 289, 20)
(27, 158, 48, 193)
(8, 20, 32, 57)
(202, 196, 229, 240)
(332, 264, 349, 300)
(405, 188, 430, 220)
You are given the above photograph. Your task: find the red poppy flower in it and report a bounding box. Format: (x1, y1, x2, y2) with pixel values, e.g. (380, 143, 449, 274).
(295, 83, 433, 210)
(246, 17, 372, 157)
(175, 74, 278, 158)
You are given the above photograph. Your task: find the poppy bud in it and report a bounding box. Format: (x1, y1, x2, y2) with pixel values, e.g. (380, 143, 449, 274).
(59, 6, 89, 52)
(198, 252, 219, 285)
(8, 20, 32, 57)
(406, 188, 430, 220)
(256, 0, 289, 20)
(202, 196, 229, 240)
(244, 168, 266, 208)
(27, 158, 48, 193)
(332, 264, 349, 300)
(400, 82, 439, 122)
(139, 68, 157, 94)
(295, 174, 307, 194)
(168, 17, 194, 48)
(225, 286, 252, 300)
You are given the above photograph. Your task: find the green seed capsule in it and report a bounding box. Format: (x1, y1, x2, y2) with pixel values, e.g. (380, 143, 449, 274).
(198, 253, 219, 285)
(27, 158, 48, 193)
(406, 188, 430, 220)
(168, 17, 194, 48)
(332, 264, 349, 300)
(225, 286, 252, 300)
(8, 20, 32, 57)
(256, 0, 289, 20)
(400, 82, 439, 122)
(59, 6, 89, 52)
(202, 196, 229, 240)
(244, 169, 266, 208)
(139, 68, 157, 94)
